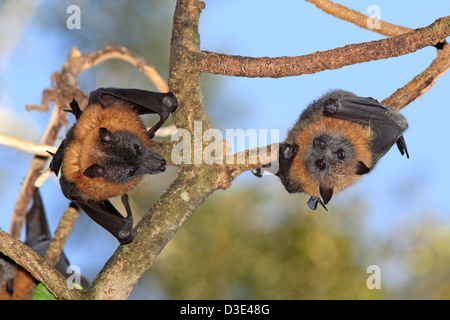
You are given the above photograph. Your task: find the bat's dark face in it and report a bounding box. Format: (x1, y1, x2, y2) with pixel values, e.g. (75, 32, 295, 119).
(83, 128, 166, 184)
(305, 133, 356, 180)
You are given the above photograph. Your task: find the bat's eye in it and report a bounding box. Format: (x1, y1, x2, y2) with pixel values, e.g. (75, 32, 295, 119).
(134, 144, 142, 155)
(316, 159, 326, 170)
(335, 149, 345, 160)
(128, 167, 138, 176)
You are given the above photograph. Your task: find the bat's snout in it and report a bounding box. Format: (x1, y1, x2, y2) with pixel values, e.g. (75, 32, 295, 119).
(143, 151, 167, 174)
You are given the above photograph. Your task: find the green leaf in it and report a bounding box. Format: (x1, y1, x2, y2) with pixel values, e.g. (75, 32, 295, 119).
(32, 283, 57, 300)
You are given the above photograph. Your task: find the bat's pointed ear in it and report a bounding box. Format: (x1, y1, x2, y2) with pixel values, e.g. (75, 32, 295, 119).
(279, 143, 298, 160)
(83, 164, 105, 178)
(355, 161, 371, 175)
(99, 127, 113, 142)
(396, 136, 409, 159)
(319, 185, 333, 205)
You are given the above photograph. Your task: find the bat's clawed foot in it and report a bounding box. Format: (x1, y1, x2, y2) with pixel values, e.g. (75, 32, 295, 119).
(118, 194, 135, 244)
(117, 220, 134, 244)
(307, 196, 328, 211)
(396, 136, 409, 159)
(251, 163, 272, 178)
(323, 98, 339, 114)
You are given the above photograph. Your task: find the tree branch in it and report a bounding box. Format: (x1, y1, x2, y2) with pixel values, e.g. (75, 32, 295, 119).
(305, 0, 413, 37)
(85, 0, 211, 299)
(195, 16, 450, 78)
(383, 43, 450, 111)
(44, 205, 80, 267)
(0, 133, 57, 156)
(0, 230, 84, 300)
(78, 46, 169, 93)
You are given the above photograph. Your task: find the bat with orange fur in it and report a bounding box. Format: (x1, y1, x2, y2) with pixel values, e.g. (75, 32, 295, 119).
(49, 88, 178, 244)
(255, 90, 409, 210)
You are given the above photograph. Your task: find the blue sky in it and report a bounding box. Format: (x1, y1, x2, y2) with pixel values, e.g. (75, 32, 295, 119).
(0, 1, 449, 297)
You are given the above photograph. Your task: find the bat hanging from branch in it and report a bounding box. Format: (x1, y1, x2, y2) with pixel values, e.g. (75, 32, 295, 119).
(254, 89, 409, 210)
(49, 88, 178, 244)
(0, 189, 89, 299)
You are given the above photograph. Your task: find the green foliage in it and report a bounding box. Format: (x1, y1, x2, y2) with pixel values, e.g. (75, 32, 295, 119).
(32, 282, 84, 300)
(32, 283, 57, 300)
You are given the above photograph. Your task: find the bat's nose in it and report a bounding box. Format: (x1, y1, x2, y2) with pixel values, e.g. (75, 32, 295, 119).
(159, 159, 167, 172)
(143, 152, 167, 173)
(313, 135, 329, 148)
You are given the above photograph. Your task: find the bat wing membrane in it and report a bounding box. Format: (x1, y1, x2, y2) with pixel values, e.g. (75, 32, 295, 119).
(88, 87, 178, 139)
(323, 96, 408, 163)
(59, 177, 134, 244)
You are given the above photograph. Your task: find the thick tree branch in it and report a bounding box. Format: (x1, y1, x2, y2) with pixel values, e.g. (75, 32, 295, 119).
(195, 16, 450, 78)
(85, 0, 211, 299)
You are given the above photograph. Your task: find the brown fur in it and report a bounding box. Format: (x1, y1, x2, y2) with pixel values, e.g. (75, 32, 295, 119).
(62, 103, 149, 201)
(289, 117, 373, 197)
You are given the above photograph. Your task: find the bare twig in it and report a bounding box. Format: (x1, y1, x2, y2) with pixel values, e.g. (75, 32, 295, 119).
(44, 205, 80, 267)
(9, 102, 68, 238)
(0, 133, 57, 156)
(195, 16, 450, 78)
(305, 0, 413, 37)
(79, 46, 169, 92)
(0, 230, 85, 300)
(383, 43, 450, 111)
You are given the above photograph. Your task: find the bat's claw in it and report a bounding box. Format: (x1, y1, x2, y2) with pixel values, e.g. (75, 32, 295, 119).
(251, 163, 272, 178)
(252, 168, 263, 178)
(307, 196, 328, 211)
(396, 136, 409, 159)
(323, 98, 339, 114)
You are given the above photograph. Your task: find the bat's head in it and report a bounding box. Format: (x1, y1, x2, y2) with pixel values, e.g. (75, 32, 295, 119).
(303, 132, 370, 204)
(286, 117, 373, 207)
(83, 127, 166, 184)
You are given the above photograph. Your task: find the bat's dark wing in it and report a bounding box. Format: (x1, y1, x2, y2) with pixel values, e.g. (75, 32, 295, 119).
(277, 143, 301, 193)
(323, 96, 409, 165)
(60, 177, 134, 244)
(88, 87, 178, 139)
(25, 189, 51, 243)
(25, 190, 89, 290)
